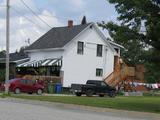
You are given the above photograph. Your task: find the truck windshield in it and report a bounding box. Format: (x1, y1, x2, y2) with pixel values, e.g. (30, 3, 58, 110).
(101, 82, 106, 86)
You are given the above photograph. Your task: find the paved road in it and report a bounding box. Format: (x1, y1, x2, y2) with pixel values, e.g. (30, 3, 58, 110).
(0, 98, 159, 120)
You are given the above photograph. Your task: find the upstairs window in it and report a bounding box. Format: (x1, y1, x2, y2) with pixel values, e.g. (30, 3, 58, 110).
(114, 48, 119, 54)
(97, 44, 103, 57)
(96, 68, 103, 77)
(77, 41, 84, 55)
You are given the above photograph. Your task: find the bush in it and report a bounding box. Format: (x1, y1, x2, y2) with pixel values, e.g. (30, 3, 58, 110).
(62, 87, 71, 94)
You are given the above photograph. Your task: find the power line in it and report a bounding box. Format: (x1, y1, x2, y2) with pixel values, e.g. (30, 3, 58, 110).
(20, 0, 52, 28)
(44, 0, 81, 22)
(11, 7, 44, 30)
(31, 4, 73, 22)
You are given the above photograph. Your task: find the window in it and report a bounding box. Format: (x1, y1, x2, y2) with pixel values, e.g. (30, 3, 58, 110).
(97, 44, 103, 57)
(96, 68, 103, 77)
(27, 80, 35, 85)
(114, 48, 119, 54)
(77, 41, 84, 54)
(20, 79, 35, 85)
(20, 79, 27, 84)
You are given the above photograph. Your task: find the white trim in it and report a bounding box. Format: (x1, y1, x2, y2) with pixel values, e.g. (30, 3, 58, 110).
(109, 41, 124, 49)
(25, 48, 64, 53)
(12, 58, 30, 63)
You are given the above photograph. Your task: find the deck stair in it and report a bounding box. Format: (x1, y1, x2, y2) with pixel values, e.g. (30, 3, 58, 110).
(104, 64, 128, 88)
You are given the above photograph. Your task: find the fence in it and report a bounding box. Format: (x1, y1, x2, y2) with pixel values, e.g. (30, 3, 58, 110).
(22, 75, 62, 83)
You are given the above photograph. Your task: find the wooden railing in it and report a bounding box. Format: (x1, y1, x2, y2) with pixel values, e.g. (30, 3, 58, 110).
(104, 63, 129, 88)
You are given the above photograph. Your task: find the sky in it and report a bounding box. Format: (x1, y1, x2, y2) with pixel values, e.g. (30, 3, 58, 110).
(0, 0, 118, 52)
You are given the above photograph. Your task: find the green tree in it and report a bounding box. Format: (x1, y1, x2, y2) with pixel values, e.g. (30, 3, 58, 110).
(99, 0, 160, 82)
(99, 22, 145, 65)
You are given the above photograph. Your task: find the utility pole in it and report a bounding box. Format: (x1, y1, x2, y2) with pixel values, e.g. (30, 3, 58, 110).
(5, 0, 10, 94)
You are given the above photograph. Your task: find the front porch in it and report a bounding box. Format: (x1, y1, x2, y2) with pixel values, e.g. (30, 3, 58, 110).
(16, 58, 63, 93)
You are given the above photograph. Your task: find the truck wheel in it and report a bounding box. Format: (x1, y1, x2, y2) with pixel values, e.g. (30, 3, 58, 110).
(109, 91, 116, 97)
(75, 92, 82, 97)
(86, 89, 94, 97)
(99, 94, 104, 97)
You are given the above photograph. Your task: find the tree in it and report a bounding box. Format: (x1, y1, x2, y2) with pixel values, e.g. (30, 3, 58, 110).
(99, 22, 145, 65)
(99, 0, 160, 82)
(106, 0, 160, 50)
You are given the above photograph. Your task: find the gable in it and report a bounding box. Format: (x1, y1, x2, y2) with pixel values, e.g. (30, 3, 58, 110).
(63, 23, 116, 53)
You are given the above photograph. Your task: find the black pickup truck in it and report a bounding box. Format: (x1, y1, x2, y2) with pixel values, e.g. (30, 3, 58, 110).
(71, 80, 116, 97)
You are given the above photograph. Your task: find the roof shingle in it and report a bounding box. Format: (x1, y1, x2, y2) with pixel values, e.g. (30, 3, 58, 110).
(26, 23, 92, 51)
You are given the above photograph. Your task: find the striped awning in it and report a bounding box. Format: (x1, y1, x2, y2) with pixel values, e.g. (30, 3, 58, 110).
(17, 58, 62, 67)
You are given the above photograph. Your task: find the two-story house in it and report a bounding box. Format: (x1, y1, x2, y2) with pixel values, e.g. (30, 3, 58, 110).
(18, 21, 123, 87)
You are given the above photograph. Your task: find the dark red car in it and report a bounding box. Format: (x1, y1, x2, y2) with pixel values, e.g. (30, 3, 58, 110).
(8, 78, 44, 95)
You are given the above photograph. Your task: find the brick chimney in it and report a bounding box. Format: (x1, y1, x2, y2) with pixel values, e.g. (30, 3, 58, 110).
(68, 20, 73, 27)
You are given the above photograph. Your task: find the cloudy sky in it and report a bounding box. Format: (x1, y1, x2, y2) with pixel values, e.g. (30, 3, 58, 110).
(0, 0, 117, 52)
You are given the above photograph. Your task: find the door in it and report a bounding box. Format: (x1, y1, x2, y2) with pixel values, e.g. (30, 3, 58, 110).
(20, 79, 28, 92)
(20, 79, 34, 93)
(100, 82, 108, 93)
(96, 82, 106, 93)
(25, 80, 36, 92)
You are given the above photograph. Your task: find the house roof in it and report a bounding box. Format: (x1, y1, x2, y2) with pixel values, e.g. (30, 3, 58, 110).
(26, 23, 92, 51)
(109, 41, 124, 49)
(0, 52, 29, 63)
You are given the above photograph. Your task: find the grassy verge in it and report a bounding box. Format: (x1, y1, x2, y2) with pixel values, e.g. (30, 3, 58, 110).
(11, 95, 160, 113)
(0, 92, 11, 98)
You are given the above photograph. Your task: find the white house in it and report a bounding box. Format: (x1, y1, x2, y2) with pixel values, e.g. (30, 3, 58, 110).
(19, 21, 123, 87)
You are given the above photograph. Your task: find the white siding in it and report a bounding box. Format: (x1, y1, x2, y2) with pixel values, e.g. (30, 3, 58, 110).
(28, 50, 63, 61)
(62, 27, 114, 87)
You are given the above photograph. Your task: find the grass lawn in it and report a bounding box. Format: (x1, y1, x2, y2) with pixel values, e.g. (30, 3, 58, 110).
(8, 94, 160, 113)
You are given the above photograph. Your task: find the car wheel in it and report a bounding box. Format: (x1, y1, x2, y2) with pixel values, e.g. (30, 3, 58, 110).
(99, 94, 104, 97)
(28, 92, 33, 94)
(75, 92, 82, 97)
(15, 88, 21, 94)
(37, 89, 43, 95)
(86, 89, 94, 97)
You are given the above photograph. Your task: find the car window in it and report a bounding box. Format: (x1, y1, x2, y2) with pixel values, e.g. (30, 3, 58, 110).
(27, 80, 36, 85)
(20, 79, 27, 84)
